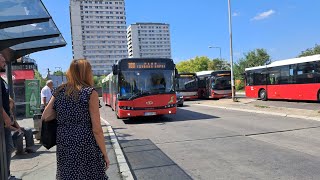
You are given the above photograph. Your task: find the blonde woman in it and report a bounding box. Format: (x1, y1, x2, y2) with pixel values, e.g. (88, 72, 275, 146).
(43, 59, 109, 179)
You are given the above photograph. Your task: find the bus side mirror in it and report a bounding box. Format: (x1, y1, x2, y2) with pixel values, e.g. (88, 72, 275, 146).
(175, 68, 178, 78)
(112, 65, 118, 75)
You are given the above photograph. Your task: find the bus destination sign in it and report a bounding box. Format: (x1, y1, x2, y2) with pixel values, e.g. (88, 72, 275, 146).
(128, 62, 166, 69)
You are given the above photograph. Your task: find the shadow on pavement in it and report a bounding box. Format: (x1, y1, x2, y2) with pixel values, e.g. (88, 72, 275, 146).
(11, 145, 56, 160)
(118, 139, 193, 180)
(123, 108, 219, 124)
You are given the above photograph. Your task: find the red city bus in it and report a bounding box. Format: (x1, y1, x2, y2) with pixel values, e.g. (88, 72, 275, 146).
(176, 73, 198, 100)
(101, 74, 112, 106)
(196, 70, 232, 99)
(245, 54, 320, 101)
(108, 58, 177, 119)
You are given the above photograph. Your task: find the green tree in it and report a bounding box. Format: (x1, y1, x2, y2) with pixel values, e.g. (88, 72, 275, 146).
(34, 70, 46, 88)
(176, 56, 232, 73)
(191, 56, 211, 72)
(233, 49, 271, 90)
(208, 58, 230, 70)
(53, 70, 66, 76)
(176, 60, 193, 73)
(176, 56, 212, 73)
(93, 76, 99, 87)
(93, 75, 106, 87)
(298, 44, 320, 57)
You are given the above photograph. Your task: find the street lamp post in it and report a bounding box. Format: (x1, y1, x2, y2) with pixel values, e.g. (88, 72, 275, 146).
(228, 0, 236, 102)
(208, 46, 222, 60)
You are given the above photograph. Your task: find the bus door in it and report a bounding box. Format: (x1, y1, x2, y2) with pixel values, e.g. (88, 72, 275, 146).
(267, 67, 281, 99)
(198, 77, 206, 98)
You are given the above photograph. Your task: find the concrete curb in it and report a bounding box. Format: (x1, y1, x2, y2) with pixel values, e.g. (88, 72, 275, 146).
(195, 104, 320, 122)
(101, 117, 134, 180)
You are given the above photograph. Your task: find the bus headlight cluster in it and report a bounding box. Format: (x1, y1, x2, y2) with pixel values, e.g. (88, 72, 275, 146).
(165, 104, 176, 108)
(119, 106, 134, 110)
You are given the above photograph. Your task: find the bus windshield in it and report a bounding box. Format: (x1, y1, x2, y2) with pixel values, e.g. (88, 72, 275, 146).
(119, 70, 174, 99)
(211, 75, 231, 90)
(176, 76, 197, 91)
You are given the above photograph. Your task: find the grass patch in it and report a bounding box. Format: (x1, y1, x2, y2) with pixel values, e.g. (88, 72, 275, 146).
(254, 105, 270, 108)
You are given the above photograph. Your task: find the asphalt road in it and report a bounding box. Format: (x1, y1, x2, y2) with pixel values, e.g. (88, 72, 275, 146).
(235, 93, 319, 110)
(101, 101, 320, 180)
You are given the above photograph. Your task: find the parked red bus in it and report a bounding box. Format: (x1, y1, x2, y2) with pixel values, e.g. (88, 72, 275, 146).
(107, 58, 177, 119)
(101, 73, 112, 106)
(196, 70, 232, 99)
(176, 73, 198, 100)
(245, 54, 320, 101)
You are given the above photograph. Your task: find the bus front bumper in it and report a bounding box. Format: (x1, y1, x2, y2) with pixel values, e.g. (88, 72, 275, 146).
(118, 107, 177, 118)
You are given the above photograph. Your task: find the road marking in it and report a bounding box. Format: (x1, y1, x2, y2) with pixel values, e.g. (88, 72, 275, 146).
(194, 104, 320, 122)
(101, 117, 134, 180)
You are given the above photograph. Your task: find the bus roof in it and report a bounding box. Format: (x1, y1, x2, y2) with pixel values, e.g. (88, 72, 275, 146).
(196, 70, 231, 77)
(245, 54, 320, 71)
(196, 70, 214, 76)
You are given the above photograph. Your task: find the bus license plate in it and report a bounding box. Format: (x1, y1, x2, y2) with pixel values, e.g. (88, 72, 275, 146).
(144, 112, 156, 116)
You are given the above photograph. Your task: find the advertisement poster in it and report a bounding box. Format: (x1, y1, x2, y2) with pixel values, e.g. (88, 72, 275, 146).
(25, 79, 40, 118)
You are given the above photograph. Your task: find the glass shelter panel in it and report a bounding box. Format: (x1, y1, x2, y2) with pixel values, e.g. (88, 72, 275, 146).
(0, 0, 49, 23)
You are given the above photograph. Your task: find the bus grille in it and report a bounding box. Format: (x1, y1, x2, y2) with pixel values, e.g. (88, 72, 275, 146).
(120, 104, 176, 110)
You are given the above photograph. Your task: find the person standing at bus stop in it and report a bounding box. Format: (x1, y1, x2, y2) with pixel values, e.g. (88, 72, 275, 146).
(0, 53, 17, 179)
(40, 80, 53, 112)
(42, 59, 109, 179)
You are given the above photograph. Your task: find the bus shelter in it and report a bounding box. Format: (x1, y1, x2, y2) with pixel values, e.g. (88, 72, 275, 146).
(0, 0, 66, 179)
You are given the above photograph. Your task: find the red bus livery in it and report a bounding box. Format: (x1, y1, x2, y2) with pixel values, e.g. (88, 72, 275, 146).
(245, 54, 320, 101)
(196, 70, 232, 99)
(176, 73, 198, 100)
(101, 74, 111, 106)
(103, 58, 177, 118)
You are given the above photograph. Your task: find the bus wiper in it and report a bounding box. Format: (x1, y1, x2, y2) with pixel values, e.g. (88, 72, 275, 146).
(128, 91, 152, 100)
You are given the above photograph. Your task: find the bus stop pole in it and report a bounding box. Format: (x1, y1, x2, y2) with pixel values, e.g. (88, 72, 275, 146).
(0, 78, 8, 179)
(6, 61, 14, 98)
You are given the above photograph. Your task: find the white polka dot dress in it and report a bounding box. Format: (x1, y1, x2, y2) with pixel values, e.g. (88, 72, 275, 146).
(53, 87, 108, 180)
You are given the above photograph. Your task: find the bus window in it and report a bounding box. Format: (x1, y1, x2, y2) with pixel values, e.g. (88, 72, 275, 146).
(288, 65, 296, 84)
(253, 69, 267, 85)
(268, 67, 280, 85)
(297, 62, 315, 83)
(246, 71, 254, 86)
(280, 65, 289, 84)
(314, 61, 320, 83)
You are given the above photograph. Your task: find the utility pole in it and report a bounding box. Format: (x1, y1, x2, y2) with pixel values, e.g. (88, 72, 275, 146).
(228, 0, 236, 102)
(47, 68, 50, 79)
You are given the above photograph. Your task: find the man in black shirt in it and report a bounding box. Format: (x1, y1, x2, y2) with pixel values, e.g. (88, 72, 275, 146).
(0, 53, 15, 179)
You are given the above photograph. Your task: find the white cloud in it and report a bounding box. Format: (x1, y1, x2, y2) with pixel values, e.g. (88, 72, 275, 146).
(252, 9, 275, 21)
(232, 12, 239, 17)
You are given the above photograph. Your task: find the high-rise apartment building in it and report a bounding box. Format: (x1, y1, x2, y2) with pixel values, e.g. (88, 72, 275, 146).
(70, 0, 127, 75)
(127, 23, 171, 58)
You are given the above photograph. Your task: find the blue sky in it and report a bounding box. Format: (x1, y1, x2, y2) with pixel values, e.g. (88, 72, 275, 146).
(34, 0, 320, 76)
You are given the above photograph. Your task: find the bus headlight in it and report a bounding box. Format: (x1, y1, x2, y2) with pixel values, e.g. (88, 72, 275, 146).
(165, 104, 176, 108)
(119, 106, 134, 110)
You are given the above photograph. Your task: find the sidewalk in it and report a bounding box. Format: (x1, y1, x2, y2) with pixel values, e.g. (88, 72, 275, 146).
(196, 97, 320, 121)
(10, 118, 121, 180)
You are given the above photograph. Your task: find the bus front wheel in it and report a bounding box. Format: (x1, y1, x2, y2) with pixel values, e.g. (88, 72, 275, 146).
(317, 91, 320, 102)
(259, 89, 267, 101)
